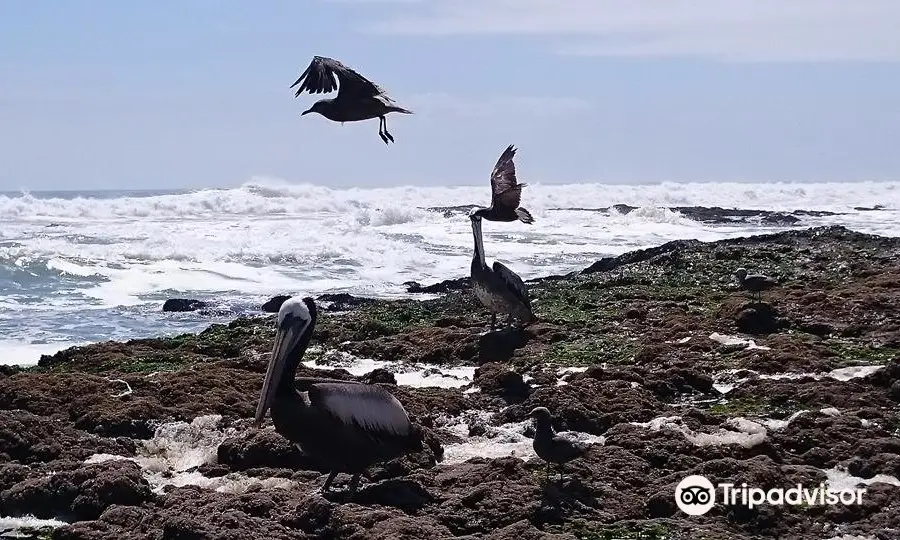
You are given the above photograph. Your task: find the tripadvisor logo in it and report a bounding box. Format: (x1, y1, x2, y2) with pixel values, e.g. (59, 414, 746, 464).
(674, 474, 867, 516)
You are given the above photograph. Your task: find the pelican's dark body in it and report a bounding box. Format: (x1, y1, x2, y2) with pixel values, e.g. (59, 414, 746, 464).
(530, 407, 589, 480)
(469, 215, 534, 329)
(269, 379, 420, 474)
(255, 297, 425, 494)
(291, 56, 412, 144)
(471, 145, 534, 224)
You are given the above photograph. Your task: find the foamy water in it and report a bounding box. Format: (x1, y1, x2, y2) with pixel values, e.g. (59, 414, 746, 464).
(2, 179, 898, 365)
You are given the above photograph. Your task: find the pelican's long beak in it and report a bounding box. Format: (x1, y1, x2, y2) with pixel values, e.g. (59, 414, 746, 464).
(253, 319, 305, 426)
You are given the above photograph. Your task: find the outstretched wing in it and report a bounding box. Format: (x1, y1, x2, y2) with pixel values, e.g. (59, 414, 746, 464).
(308, 382, 411, 437)
(492, 261, 531, 307)
(290, 56, 389, 101)
(489, 145, 526, 211)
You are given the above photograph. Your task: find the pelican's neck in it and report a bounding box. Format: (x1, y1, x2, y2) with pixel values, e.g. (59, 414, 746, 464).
(278, 315, 317, 395)
(471, 218, 486, 268)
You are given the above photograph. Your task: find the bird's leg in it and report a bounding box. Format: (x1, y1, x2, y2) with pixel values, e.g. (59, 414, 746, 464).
(321, 471, 337, 493)
(378, 117, 390, 145)
(490, 313, 497, 331)
(381, 116, 394, 143)
(347, 473, 361, 497)
(545, 461, 550, 483)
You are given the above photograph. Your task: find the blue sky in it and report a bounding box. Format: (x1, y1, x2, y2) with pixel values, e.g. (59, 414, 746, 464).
(1, 0, 899, 191)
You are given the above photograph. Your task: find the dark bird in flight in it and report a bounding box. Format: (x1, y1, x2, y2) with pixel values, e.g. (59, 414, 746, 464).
(469, 212, 534, 331)
(291, 55, 413, 145)
(529, 407, 591, 482)
(254, 296, 431, 496)
(470, 145, 534, 224)
(734, 268, 779, 302)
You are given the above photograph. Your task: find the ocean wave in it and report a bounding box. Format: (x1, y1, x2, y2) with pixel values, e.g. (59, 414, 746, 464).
(1, 179, 897, 222)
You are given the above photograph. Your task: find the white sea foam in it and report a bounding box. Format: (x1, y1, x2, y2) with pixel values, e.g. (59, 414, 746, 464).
(436, 410, 605, 465)
(2, 179, 899, 365)
(0, 340, 89, 366)
(713, 364, 885, 394)
(0, 515, 68, 534)
(824, 466, 900, 492)
(629, 416, 768, 448)
(84, 415, 297, 495)
(302, 349, 477, 388)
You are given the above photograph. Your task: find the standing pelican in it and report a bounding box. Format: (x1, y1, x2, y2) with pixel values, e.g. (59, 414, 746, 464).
(470, 145, 534, 224)
(254, 296, 426, 496)
(469, 212, 534, 330)
(291, 56, 412, 145)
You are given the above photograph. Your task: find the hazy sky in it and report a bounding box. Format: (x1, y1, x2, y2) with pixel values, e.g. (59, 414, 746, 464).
(2, 0, 899, 191)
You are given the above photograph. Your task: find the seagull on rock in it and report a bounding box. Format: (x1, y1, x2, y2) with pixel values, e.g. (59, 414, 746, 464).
(529, 407, 591, 482)
(734, 268, 778, 302)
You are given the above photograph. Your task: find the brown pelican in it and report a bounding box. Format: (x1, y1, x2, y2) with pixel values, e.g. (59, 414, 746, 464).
(529, 407, 590, 482)
(254, 296, 425, 496)
(470, 145, 534, 224)
(734, 268, 778, 302)
(291, 56, 412, 145)
(469, 212, 534, 330)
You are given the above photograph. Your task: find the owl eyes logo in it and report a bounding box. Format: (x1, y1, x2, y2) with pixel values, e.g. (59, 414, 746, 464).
(675, 475, 716, 516)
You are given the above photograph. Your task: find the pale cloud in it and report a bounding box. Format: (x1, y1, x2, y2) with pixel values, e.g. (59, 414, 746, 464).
(404, 92, 592, 117)
(362, 0, 900, 62)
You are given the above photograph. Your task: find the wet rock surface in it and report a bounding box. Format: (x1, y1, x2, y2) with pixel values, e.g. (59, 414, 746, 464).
(2, 226, 900, 539)
(161, 298, 208, 312)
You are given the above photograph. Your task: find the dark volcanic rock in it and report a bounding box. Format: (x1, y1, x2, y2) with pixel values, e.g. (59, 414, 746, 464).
(582, 239, 700, 274)
(261, 294, 292, 313)
(162, 298, 208, 312)
(0, 460, 152, 520)
(405, 277, 471, 294)
(317, 293, 377, 312)
(734, 303, 784, 335)
(474, 363, 532, 402)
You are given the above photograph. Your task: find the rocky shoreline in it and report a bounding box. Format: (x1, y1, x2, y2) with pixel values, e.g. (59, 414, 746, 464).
(2, 225, 899, 539)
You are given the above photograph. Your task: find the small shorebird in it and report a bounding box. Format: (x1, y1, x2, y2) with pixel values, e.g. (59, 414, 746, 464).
(291, 56, 412, 145)
(734, 268, 779, 302)
(529, 407, 590, 482)
(470, 145, 535, 224)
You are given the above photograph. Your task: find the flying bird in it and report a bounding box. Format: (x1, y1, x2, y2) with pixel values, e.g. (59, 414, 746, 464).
(734, 268, 779, 302)
(254, 296, 430, 496)
(469, 211, 534, 331)
(529, 407, 591, 482)
(290, 56, 412, 145)
(470, 145, 534, 224)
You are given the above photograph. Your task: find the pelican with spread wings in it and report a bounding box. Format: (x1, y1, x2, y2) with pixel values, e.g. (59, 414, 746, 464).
(470, 145, 535, 224)
(291, 56, 412, 145)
